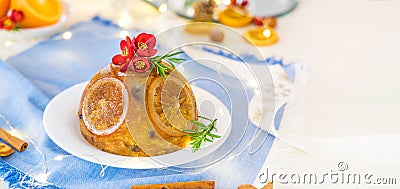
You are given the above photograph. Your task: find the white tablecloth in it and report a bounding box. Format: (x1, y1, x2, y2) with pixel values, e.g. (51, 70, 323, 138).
(1, 0, 400, 188)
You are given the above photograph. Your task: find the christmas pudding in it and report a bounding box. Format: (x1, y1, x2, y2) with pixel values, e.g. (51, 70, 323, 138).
(78, 33, 218, 157)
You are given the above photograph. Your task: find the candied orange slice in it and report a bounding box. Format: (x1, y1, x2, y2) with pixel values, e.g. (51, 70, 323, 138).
(0, 142, 14, 157)
(218, 6, 252, 27)
(82, 77, 128, 135)
(0, 0, 10, 17)
(9, 0, 63, 28)
(184, 22, 215, 35)
(243, 27, 278, 46)
(146, 69, 197, 137)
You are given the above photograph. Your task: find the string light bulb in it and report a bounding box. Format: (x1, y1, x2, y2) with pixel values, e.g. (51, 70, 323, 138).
(62, 31, 72, 40)
(158, 3, 168, 13)
(263, 28, 271, 38)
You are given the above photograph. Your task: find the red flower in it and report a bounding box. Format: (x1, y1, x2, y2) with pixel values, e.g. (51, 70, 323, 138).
(10, 10, 24, 22)
(112, 36, 135, 71)
(0, 10, 24, 31)
(112, 33, 159, 73)
(0, 17, 16, 31)
(134, 33, 157, 57)
(131, 57, 150, 72)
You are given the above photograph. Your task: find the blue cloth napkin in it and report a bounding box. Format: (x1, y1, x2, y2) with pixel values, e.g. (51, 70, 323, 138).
(0, 17, 295, 188)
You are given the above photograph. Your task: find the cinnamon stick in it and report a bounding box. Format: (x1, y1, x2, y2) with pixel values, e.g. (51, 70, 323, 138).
(130, 180, 215, 189)
(0, 128, 28, 152)
(237, 182, 273, 189)
(260, 182, 273, 189)
(238, 184, 257, 189)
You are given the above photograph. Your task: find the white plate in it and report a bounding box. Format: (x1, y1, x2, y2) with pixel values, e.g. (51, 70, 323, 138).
(0, 2, 71, 40)
(43, 82, 231, 169)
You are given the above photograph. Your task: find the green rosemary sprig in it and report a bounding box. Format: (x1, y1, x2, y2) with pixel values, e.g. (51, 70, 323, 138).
(150, 51, 185, 79)
(184, 116, 221, 152)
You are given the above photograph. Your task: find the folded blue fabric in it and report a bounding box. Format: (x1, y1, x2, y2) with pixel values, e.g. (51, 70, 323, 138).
(0, 17, 288, 188)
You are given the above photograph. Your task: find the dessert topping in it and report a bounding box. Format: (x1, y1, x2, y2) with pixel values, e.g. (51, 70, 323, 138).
(113, 33, 185, 78)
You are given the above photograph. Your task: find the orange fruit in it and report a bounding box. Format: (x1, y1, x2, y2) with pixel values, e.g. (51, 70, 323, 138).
(0, 0, 10, 17)
(9, 0, 63, 28)
(184, 22, 215, 35)
(79, 66, 149, 157)
(146, 68, 197, 137)
(218, 6, 252, 27)
(0, 142, 14, 157)
(243, 27, 278, 46)
(81, 77, 128, 136)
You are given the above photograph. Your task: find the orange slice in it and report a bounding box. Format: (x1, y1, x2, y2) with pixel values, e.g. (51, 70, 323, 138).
(0, 0, 10, 17)
(82, 77, 128, 135)
(9, 0, 63, 28)
(0, 142, 14, 157)
(184, 22, 215, 35)
(218, 6, 252, 27)
(146, 68, 197, 137)
(243, 27, 278, 46)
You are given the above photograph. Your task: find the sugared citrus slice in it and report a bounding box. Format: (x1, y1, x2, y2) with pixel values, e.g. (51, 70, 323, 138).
(0, 142, 14, 157)
(218, 6, 252, 27)
(146, 69, 197, 137)
(9, 0, 63, 28)
(243, 27, 279, 46)
(82, 77, 128, 135)
(0, 0, 9, 17)
(184, 22, 215, 35)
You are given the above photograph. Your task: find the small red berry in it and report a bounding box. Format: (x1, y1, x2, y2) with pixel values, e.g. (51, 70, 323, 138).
(253, 17, 264, 26)
(241, 0, 248, 7)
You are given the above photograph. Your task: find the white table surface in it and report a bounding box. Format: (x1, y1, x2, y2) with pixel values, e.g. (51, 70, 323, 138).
(1, 0, 400, 188)
(254, 0, 400, 188)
